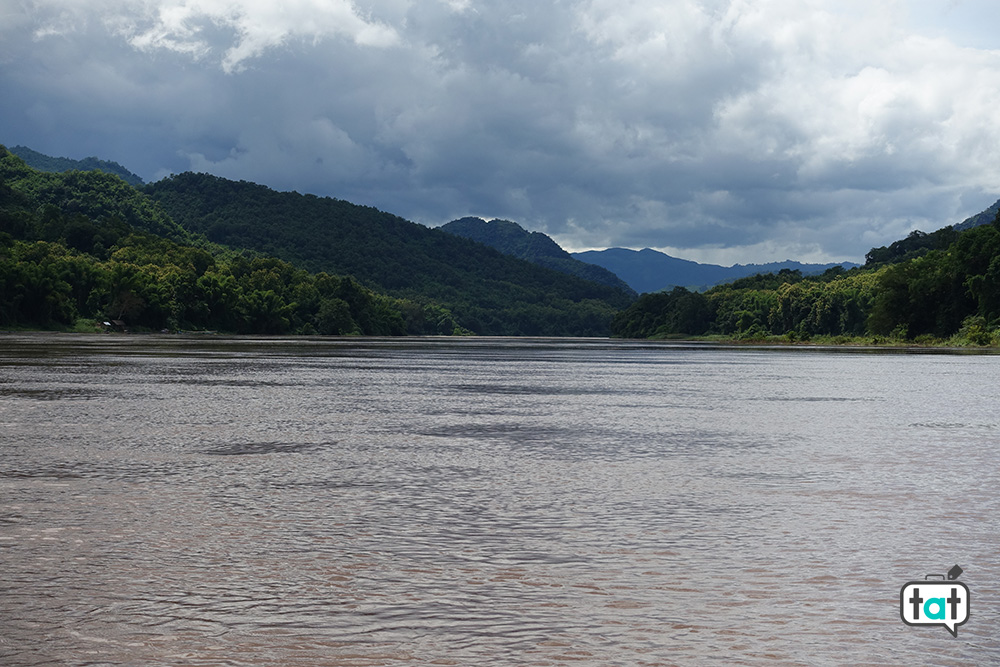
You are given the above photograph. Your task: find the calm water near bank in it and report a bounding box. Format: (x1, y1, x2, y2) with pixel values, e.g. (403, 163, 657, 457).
(1, 334, 999, 665)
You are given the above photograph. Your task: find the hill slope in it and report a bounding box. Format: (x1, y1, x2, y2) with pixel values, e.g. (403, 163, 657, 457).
(9, 145, 145, 187)
(1, 147, 187, 242)
(573, 247, 856, 294)
(439, 217, 635, 295)
(144, 172, 634, 335)
(0, 146, 404, 335)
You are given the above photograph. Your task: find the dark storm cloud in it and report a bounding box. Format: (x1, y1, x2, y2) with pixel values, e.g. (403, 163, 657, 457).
(3, 0, 1000, 263)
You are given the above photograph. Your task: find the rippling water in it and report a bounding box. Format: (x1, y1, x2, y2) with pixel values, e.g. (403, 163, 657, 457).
(2, 334, 999, 665)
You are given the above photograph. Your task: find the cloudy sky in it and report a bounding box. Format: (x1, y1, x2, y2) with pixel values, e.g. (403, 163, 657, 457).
(3, 0, 1000, 264)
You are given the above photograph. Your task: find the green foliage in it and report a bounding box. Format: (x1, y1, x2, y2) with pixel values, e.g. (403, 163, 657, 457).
(864, 227, 959, 266)
(145, 173, 633, 335)
(723, 268, 805, 291)
(0, 148, 411, 336)
(1, 147, 187, 242)
(954, 315, 995, 346)
(613, 213, 1000, 343)
(9, 145, 145, 186)
(867, 222, 1000, 337)
(612, 269, 882, 340)
(611, 287, 711, 338)
(0, 232, 412, 335)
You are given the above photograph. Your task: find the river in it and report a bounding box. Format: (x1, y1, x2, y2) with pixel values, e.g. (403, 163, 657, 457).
(1, 334, 998, 665)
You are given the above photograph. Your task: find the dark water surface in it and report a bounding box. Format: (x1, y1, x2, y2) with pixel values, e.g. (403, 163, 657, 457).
(2, 334, 999, 665)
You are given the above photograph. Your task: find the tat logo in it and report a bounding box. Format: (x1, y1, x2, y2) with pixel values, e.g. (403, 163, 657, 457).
(900, 565, 969, 637)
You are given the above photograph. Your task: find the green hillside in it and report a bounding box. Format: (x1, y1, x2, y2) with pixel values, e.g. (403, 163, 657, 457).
(144, 172, 634, 335)
(612, 208, 1000, 345)
(0, 146, 409, 335)
(10, 145, 145, 187)
(12, 141, 996, 345)
(1, 149, 187, 243)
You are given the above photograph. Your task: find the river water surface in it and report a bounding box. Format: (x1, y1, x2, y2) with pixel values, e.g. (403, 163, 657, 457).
(1, 334, 999, 665)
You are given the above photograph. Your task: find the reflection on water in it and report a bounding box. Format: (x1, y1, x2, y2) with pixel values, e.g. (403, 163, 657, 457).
(2, 334, 1000, 665)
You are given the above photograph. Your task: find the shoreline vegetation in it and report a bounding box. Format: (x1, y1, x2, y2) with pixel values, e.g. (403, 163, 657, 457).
(609, 216, 1000, 346)
(5, 143, 1000, 346)
(649, 332, 1000, 351)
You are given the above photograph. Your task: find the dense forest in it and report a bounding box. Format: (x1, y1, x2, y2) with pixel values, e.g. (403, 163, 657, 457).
(1, 146, 630, 336)
(6, 142, 1000, 345)
(144, 172, 634, 335)
(0, 147, 431, 335)
(611, 211, 1000, 345)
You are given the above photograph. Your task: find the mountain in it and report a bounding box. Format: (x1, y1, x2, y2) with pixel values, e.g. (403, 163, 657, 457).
(1, 146, 187, 242)
(0, 146, 404, 335)
(9, 145, 145, 187)
(573, 247, 857, 294)
(144, 172, 634, 336)
(439, 217, 635, 295)
(954, 198, 1000, 231)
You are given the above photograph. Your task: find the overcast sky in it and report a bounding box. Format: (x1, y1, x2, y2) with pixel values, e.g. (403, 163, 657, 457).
(3, 0, 1000, 264)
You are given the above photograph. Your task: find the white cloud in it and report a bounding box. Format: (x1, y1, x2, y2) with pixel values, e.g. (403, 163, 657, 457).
(17, 0, 400, 72)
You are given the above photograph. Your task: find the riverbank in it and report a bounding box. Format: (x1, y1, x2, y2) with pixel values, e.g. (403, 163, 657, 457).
(7, 322, 1000, 353)
(645, 331, 1000, 351)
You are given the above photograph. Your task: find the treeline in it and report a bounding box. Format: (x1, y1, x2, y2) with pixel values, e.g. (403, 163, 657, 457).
(0, 236, 409, 335)
(144, 172, 633, 335)
(13, 140, 999, 344)
(612, 215, 1000, 345)
(611, 267, 878, 340)
(0, 147, 454, 335)
(1, 146, 626, 336)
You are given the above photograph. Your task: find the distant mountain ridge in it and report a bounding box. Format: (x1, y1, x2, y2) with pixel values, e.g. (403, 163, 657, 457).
(573, 248, 858, 294)
(439, 217, 636, 295)
(9, 145, 145, 187)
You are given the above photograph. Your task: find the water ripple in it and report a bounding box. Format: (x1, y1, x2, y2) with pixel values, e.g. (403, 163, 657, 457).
(3, 335, 1000, 665)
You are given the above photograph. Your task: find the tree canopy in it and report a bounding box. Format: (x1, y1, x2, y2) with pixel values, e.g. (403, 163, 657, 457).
(612, 213, 1000, 345)
(145, 172, 634, 335)
(1, 147, 631, 336)
(0, 147, 410, 335)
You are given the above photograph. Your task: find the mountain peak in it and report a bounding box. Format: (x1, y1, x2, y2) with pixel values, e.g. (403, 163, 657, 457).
(439, 217, 635, 294)
(440, 217, 567, 261)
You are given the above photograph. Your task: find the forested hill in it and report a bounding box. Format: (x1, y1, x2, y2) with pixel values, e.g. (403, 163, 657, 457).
(439, 217, 635, 295)
(10, 145, 145, 187)
(0, 146, 407, 335)
(144, 172, 634, 335)
(611, 207, 1000, 345)
(1, 148, 187, 242)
